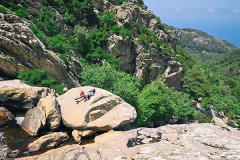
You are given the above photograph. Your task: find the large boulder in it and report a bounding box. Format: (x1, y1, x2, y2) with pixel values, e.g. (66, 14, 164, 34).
(0, 13, 80, 88)
(0, 80, 53, 109)
(57, 87, 137, 131)
(37, 95, 61, 131)
(0, 107, 15, 126)
(21, 107, 46, 136)
(27, 132, 69, 152)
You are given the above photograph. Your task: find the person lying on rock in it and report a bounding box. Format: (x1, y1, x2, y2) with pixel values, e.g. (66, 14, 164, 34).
(75, 89, 84, 101)
(76, 89, 96, 104)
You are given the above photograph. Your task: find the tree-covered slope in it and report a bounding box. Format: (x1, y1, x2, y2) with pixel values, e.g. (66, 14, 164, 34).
(207, 49, 240, 81)
(167, 25, 238, 62)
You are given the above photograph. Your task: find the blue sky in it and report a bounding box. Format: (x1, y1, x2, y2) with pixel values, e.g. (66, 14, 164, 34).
(144, 0, 240, 47)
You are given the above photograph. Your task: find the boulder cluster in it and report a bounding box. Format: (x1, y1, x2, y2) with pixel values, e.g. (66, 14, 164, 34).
(0, 80, 137, 155)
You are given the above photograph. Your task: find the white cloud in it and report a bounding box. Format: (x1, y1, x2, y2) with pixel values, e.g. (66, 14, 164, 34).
(233, 9, 240, 14)
(207, 8, 215, 13)
(174, 8, 180, 12)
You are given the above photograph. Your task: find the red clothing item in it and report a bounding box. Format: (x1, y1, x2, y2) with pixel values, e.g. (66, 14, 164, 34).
(80, 90, 84, 97)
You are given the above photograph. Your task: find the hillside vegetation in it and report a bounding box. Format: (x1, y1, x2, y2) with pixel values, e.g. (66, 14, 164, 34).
(167, 26, 238, 62)
(207, 49, 240, 81)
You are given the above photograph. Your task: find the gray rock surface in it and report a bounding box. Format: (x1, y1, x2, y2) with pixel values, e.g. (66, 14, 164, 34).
(57, 86, 137, 131)
(0, 80, 53, 109)
(0, 13, 80, 88)
(21, 107, 46, 136)
(17, 123, 240, 160)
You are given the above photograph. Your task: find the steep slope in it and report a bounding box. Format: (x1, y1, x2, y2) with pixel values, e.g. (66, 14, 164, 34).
(207, 49, 240, 81)
(0, 0, 183, 90)
(167, 25, 238, 62)
(0, 13, 80, 88)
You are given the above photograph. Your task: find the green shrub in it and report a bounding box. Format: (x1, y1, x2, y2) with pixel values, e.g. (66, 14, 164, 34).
(63, 12, 76, 26)
(86, 47, 119, 69)
(8, 2, 29, 18)
(29, 24, 48, 46)
(70, 25, 93, 56)
(80, 64, 139, 106)
(47, 34, 72, 54)
(136, 81, 194, 127)
(59, 54, 70, 71)
(35, 6, 59, 37)
(15, 7, 29, 18)
(18, 69, 66, 95)
(236, 120, 240, 130)
(99, 10, 115, 31)
(89, 28, 109, 48)
(112, 25, 132, 38)
(0, 6, 8, 13)
(135, 23, 162, 49)
(194, 112, 212, 123)
(156, 17, 168, 34)
(227, 120, 236, 128)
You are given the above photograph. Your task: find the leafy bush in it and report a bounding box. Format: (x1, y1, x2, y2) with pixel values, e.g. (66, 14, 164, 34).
(42, 0, 98, 26)
(136, 81, 194, 127)
(69, 25, 93, 56)
(34, 6, 59, 37)
(156, 17, 168, 34)
(18, 69, 66, 95)
(99, 10, 115, 31)
(194, 112, 212, 123)
(63, 12, 76, 26)
(59, 54, 70, 71)
(112, 25, 132, 38)
(86, 47, 119, 69)
(8, 2, 29, 18)
(135, 23, 161, 49)
(29, 24, 48, 46)
(80, 64, 139, 107)
(89, 28, 109, 48)
(0, 6, 8, 13)
(47, 34, 72, 54)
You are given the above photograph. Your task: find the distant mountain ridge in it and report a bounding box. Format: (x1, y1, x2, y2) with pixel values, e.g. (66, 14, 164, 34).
(167, 25, 238, 62)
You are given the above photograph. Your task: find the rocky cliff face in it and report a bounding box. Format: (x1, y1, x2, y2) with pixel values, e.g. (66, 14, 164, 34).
(95, 0, 182, 89)
(0, 0, 183, 90)
(0, 13, 80, 88)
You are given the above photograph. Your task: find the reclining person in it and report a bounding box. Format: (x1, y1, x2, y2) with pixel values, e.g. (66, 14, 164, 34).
(76, 89, 95, 104)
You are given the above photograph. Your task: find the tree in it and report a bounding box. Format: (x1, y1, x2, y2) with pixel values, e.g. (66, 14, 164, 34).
(80, 64, 139, 107)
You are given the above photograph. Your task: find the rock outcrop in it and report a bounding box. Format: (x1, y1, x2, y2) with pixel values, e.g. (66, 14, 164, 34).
(57, 86, 137, 131)
(26, 132, 69, 153)
(0, 13, 80, 88)
(107, 34, 136, 73)
(37, 95, 61, 131)
(0, 107, 15, 126)
(0, 80, 53, 109)
(163, 61, 184, 90)
(16, 123, 240, 160)
(72, 130, 95, 144)
(109, 2, 176, 47)
(100, 2, 182, 88)
(21, 107, 46, 136)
